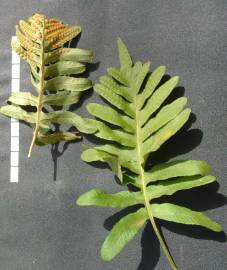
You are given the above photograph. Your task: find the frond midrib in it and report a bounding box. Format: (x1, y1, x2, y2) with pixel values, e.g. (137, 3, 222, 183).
(28, 15, 45, 158)
(133, 93, 178, 270)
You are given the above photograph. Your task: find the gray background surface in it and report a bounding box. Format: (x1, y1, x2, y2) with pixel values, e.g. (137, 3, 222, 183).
(0, 0, 226, 269)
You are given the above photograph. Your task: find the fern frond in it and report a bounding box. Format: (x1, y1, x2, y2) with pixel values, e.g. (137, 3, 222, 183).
(0, 13, 94, 158)
(76, 38, 222, 269)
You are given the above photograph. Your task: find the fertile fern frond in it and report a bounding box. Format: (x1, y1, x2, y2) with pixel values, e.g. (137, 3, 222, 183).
(76, 38, 222, 269)
(0, 14, 95, 157)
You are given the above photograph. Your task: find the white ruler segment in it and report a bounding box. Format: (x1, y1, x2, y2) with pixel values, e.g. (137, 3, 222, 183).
(10, 36, 20, 183)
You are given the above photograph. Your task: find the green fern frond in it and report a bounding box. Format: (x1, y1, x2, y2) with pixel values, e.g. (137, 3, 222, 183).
(0, 13, 95, 158)
(76, 38, 222, 269)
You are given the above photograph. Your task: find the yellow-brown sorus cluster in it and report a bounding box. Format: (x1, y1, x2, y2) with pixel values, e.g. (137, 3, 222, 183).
(46, 27, 67, 40)
(49, 27, 81, 49)
(13, 45, 37, 68)
(46, 26, 72, 42)
(16, 26, 40, 54)
(31, 13, 45, 24)
(27, 14, 46, 40)
(46, 18, 61, 25)
(19, 20, 41, 42)
(45, 22, 65, 34)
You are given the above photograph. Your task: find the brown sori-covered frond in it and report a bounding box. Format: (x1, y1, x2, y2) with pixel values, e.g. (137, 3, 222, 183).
(0, 13, 94, 158)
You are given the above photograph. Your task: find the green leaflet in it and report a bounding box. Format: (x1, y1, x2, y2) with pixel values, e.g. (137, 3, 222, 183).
(44, 77, 92, 92)
(144, 160, 211, 184)
(76, 175, 216, 208)
(93, 144, 139, 174)
(107, 67, 129, 86)
(141, 108, 191, 156)
(89, 119, 135, 147)
(81, 147, 113, 163)
(40, 111, 97, 134)
(139, 75, 180, 126)
(44, 61, 86, 78)
(141, 97, 187, 142)
(132, 62, 150, 94)
(77, 38, 222, 269)
(0, 13, 93, 158)
(0, 105, 36, 124)
(94, 84, 134, 117)
(8, 91, 82, 106)
(8, 92, 37, 106)
(101, 208, 147, 261)
(100, 76, 132, 102)
(81, 147, 123, 182)
(42, 92, 81, 106)
(86, 103, 134, 133)
(44, 48, 93, 64)
(147, 175, 216, 200)
(76, 188, 140, 208)
(117, 37, 132, 69)
(137, 65, 166, 109)
(151, 203, 222, 232)
(81, 147, 139, 175)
